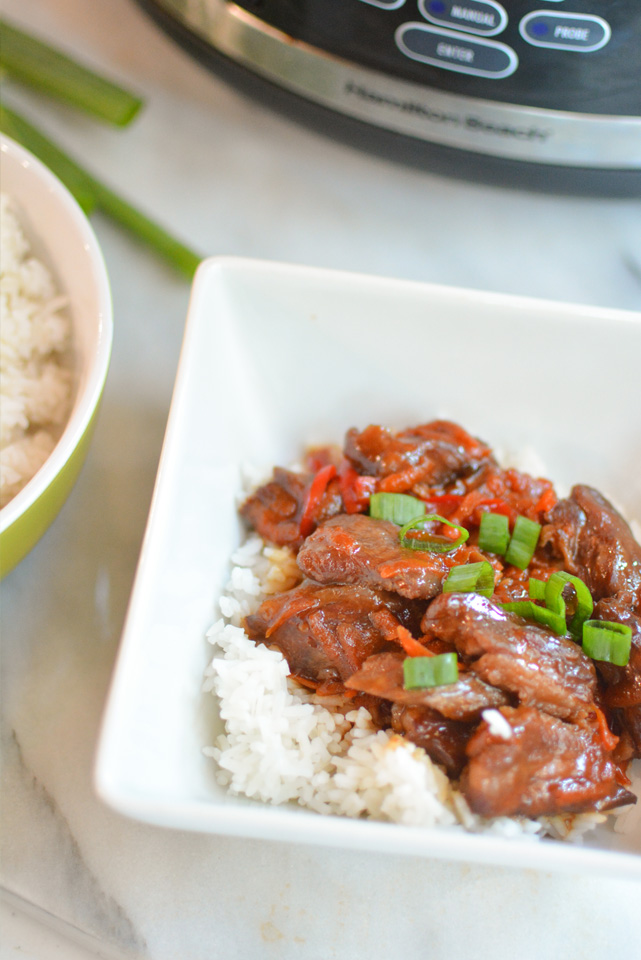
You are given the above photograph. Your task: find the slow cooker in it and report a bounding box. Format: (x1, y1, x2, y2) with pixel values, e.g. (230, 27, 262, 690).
(136, 0, 641, 195)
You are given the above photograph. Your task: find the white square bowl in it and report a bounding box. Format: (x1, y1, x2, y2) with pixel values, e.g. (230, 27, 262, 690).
(95, 257, 641, 878)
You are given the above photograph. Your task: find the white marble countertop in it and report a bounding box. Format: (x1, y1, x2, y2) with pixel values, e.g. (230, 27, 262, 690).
(1, 2, 641, 958)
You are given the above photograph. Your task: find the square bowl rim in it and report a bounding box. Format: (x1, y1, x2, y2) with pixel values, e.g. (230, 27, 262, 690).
(94, 255, 641, 880)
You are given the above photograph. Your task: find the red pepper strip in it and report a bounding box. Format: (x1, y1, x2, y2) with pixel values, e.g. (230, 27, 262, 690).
(534, 487, 557, 517)
(449, 494, 513, 526)
(304, 446, 339, 473)
(414, 493, 463, 518)
(594, 706, 619, 752)
(418, 494, 463, 506)
(337, 464, 376, 514)
(478, 498, 512, 516)
(299, 464, 337, 537)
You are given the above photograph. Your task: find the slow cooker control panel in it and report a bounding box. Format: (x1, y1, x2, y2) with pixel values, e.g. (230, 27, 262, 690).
(393, 2, 613, 78)
(233, 0, 640, 115)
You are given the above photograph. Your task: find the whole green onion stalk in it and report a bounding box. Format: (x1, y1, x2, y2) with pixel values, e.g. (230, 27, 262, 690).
(0, 19, 202, 278)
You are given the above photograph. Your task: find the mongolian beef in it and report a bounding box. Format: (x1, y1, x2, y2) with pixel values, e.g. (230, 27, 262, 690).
(207, 420, 641, 829)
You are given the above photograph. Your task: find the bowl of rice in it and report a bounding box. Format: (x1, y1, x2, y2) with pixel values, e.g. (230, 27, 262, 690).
(0, 134, 112, 577)
(95, 257, 641, 878)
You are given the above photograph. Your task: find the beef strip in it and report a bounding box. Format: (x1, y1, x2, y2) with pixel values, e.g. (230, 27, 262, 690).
(296, 513, 458, 599)
(244, 581, 414, 686)
(461, 706, 621, 818)
(344, 651, 509, 721)
(540, 485, 641, 757)
(351, 693, 394, 731)
(344, 420, 494, 491)
(240, 467, 342, 547)
(542, 485, 641, 611)
(612, 705, 641, 760)
(420, 593, 597, 722)
(391, 704, 472, 777)
(592, 598, 641, 760)
(595, 600, 641, 709)
(240, 468, 307, 547)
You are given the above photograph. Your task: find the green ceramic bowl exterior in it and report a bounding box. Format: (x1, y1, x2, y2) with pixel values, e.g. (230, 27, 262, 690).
(0, 134, 113, 579)
(0, 399, 103, 579)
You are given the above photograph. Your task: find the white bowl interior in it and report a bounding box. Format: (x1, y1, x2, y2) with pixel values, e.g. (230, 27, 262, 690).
(0, 135, 112, 530)
(95, 256, 641, 878)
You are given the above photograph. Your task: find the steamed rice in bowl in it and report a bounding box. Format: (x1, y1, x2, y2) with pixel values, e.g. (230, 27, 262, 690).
(0, 193, 73, 507)
(203, 424, 641, 844)
(0, 133, 112, 577)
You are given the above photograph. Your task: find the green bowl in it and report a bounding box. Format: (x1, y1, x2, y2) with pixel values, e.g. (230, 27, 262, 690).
(0, 135, 113, 577)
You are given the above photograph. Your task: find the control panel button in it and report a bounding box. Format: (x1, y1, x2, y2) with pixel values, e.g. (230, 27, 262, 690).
(358, 0, 406, 9)
(419, 1, 508, 37)
(519, 12, 611, 51)
(395, 23, 517, 78)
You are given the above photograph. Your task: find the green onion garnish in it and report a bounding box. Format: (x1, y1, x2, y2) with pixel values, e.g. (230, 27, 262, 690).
(369, 492, 425, 526)
(545, 572, 593, 640)
(0, 104, 202, 278)
(399, 514, 469, 553)
(0, 19, 143, 126)
(504, 515, 541, 570)
(502, 599, 566, 635)
(443, 561, 495, 598)
(478, 512, 510, 555)
(582, 621, 632, 666)
(403, 653, 459, 690)
(528, 578, 547, 601)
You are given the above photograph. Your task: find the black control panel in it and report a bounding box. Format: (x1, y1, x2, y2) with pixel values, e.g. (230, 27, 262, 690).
(235, 0, 641, 114)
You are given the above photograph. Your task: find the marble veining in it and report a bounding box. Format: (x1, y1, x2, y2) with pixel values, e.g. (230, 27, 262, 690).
(623, 250, 641, 289)
(1, 723, 146, 957)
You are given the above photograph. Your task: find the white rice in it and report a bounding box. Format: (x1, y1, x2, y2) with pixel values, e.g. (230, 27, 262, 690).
(0, 194, 72, 507)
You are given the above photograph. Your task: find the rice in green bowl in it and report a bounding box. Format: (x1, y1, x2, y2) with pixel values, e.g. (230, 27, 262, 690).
(0, 192, 73, 508)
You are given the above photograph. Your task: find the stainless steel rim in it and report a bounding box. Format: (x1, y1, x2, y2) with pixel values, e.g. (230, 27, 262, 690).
(154, 0, 641, 169)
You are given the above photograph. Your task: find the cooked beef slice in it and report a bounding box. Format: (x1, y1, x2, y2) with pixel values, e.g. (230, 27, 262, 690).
(240, 467, 342, 547)
(244, 581, 412, 684)
(391, 704, 473, 777)
(542, 485, 641, 610)
(297, 513, 456, 599)
(344, 651, 508, 721)
(421, 592, 597, 721)
(240, 468, 309, 547)
(593, 598, 641, 760)
(344, 420, 494, 490)
(461, 706, 619, 817)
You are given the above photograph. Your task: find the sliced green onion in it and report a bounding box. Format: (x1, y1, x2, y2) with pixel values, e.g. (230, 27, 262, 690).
(399, 514, 469, 554)
(502, 600, 566, 635)
(403, 653, 459, 690)
(504, 515, 541, 570)
(0, 104, 202, 278)
(0, 19, 143, 126)
(528, 578, 547, 601)
(545, 572, 593, 640)
(369, 492, 425, 526)
(478, 512, 510, 555)
(443, 561, 495, 598)
(582, 620, 632, 666)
